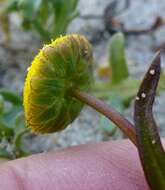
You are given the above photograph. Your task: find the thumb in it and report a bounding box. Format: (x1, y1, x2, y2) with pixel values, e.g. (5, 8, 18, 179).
(0, 139, 151, 190)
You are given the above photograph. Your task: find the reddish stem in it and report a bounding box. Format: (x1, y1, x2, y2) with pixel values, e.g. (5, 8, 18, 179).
(72, 89, 137, 146)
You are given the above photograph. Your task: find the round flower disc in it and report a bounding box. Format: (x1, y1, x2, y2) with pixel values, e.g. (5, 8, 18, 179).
(23, 34, 93, 133)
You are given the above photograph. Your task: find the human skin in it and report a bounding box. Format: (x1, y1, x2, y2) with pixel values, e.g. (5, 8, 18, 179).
(1, 139, 164, 190)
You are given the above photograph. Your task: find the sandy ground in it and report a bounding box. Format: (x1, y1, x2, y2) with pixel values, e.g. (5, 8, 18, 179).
(0, 0, 165, 153)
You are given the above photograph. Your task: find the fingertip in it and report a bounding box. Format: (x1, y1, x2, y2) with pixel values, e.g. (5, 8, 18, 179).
(0, 140, 150, 190)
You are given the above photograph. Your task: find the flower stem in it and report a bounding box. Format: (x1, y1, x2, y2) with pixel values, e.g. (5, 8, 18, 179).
(72, 89, 137, 146)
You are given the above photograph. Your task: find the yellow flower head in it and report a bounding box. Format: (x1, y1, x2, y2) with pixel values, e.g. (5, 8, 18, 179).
(23, 34, 93, 133)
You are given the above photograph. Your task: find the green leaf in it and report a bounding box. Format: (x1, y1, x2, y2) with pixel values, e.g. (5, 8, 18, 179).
(0, 148, 13, 159)
(159, 70, 165, 90)
(14, 112, 26, 133)
(14, 128, 30, 158)
(0, 0, 78, 42)
(3, 106, 23, 127)
(18, 0, 42, 19)
(0, 0, 18, 13)
(0, 12, 10, 43)
(93, 77, 140, 107)
(112, 77, 140, 107)
(109, 32, 129, 84)
(134, 52, 165, 189)
(0, 89, 22, 106)
(0, 95, 4, 115)
(50, 0, 78, 38)
(38, 1, 49, 24)
(31, 19, 50, 41)
(0, 122, 14, 138)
